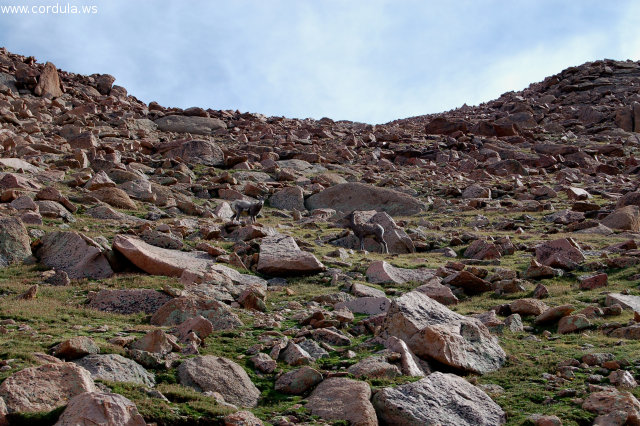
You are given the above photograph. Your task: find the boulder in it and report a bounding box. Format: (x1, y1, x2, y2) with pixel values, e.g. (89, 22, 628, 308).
(165, 139, 225, 166)
(381, 291, 505, 374)
(34, 62, 63, 98)
(257, 235, 325, 276)
(52, 336, 100, 360)
(464, 240, 501, 260)
(373, 372, 506, 425)
(557, 314, 591, 334)
(274, 367, 323, 395)
(366, 261, 437, 284)
(334, 297, 391, 315)
(155, 116, 227, 136)
(535, 238, 585, 269)
(347, 356, 401, 379)
(582, 388, 640, 420)
(605, 293, 640, 311)
(442, 270, 492, 295)
(306, 377, 377, 426)
(90, 187, 137, 210)
(87, 289, 172, 315)
(37, 232, 113, 279)
(616, 191, 640, 208)
(510, 299, 549, 317)
(131, 329, 177, 354)
(269, 186, 305, 211)
(36, 200, 75, 222)
(462, 184, 491, 199)
(305, 182, 424, 216)
(73, 354, 154, 387)
(54, 392, 145, 426)
(0, 363, 97, 414)
(534, 304, 574, 325)
(150, 295, 242, 329)
(601, 205, 640, 231)
(178, 355, 260, 407)
(222, 411, 264, 426)
(0, 217, 30, 268)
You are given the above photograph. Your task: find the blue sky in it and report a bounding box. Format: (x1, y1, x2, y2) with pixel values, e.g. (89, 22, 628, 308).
(1, 0, 639, 124)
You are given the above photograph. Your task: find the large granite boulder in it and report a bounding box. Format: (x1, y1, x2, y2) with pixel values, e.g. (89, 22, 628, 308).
(381, 291, 505, 374)
(373, 372, 506, 425)
(36, 231, 113, 279)
(0, 217, 31, 268)
(305, 182, 424, 216)
(257, 235, 325, 276)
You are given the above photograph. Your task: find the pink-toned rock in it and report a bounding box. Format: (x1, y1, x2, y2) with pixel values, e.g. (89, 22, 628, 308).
(510, 299, 549, 316)
(36, 232, 113, 279)
(464, 239, 501, 260)
(0, 363, 97, 414)
(131, 329, 178, 354)
(178, 355, 260, 407)
(535, 238, 585, 269)
(52, 336, 100, 360)
(275, 366, 323, 395)
(34, 62, 63, 98)
(601, 205, 640, 231)
(223, 410, 264, 426)
(381, 291, 505, 374)
(334, 297, 391, 315)
(257, 235, 325, 276)
(113, 234, 214, 277)
(579, 273, 608, 290)
(443, 270, 492, 295)
(384, 336, 428, 377)
(54, 392, 145, 426)
(366, 260, 437, 285)
(534, 304, 574, 325)
(84, 170, 116, 190)
(582, 388, 640, 420)
(175, 315, 215, 342)
(306, 377, 378, 426)
(150, 295, 242, 329)
(0, 216, 31, 268)
(557, 314, 591, 334)
(0, 173, 40, 190)
(90, 187, 137, 210)
(566, 186, 591, 200)
(35, 186, 76, 213)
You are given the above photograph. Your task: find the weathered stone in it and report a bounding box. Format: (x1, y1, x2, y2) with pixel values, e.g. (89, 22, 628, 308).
(52, 336, 100, 360)
(381, 291, 505, 374)
(306, 377, 377, 426)
(257, 235, 325, 276)
(579, 273, 608, 290)
(305, 182, 424, 216)
(373, 372, 506, 425)
(535, 238, 585, 270)
(557, 314, 591, 334)
(347, 356, 401, 379)
(88, 289, 172, 315)
(275, 367, 323, 395)
(269, 185, 305, 211)
(534, 304, 574, 325)
(155, 116, 227, 136)
(37, 232, 113, 279)
(443, 270, 492, 295)
(131, 329, 177, 354)
(464, 239, 501, 260)
(165, 139, 225, 166)
(0, 363, 97, 414)
(605, 293, 640, 311)
(510, 299, 549, 317)
(90, 187, 137, 210)
(366, 260, 436, 284)
(54, 392, 145, 426)
(178, 355, 260, 407)
(582, 388, 640, 420)
(34, 62, 63, 98)
(334, 296, 391, 315)
(151, 295, 242, 329)
(73, 354, 155, 387)
(0, 217, 30, 268)
(601, 205, 640, 231)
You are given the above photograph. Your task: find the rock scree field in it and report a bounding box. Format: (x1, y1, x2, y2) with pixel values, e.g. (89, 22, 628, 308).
(1, 48, 640, 425)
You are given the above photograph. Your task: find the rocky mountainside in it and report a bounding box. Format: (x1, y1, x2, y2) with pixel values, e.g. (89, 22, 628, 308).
(1, 46, 640, 425)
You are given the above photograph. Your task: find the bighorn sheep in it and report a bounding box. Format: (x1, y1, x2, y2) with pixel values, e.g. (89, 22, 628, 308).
(344, 211, 388, 254)
(231, 198, 264, 224)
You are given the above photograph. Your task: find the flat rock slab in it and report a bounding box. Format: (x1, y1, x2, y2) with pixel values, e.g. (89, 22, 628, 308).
(257, 234, 325, 276)
(305, 182, 424, 216)
(0, 158, 40, 173)
(606, 293, 640, 311)
(334, 296, 391, 315)
(87, 289, 172, 315)
(381, 290, 505, 374)
(366, 261, 437, 284)
(155, 115, 226, 135)
(373, 372, 506, 425)
(165, 139, 225, 166)
(37, 231, 113, 279)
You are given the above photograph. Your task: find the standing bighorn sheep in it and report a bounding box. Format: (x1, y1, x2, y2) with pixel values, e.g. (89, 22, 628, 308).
(231, 198, 264, 224)
(343, 211, 389, 254)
